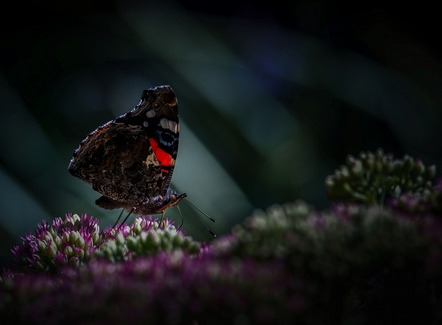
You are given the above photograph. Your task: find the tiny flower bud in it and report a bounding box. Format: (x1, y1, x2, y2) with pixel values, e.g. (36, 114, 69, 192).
(147, 230, 160, 249)
(37, 240, 46, 253)
(115, 233, 125, 245)
(127, 236, 138, 250)
(64, 246, 73, 257)
(69, 231, 81, 245)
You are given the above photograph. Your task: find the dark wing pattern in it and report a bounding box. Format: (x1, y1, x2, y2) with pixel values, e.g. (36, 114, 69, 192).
(68, 85, 181, 213)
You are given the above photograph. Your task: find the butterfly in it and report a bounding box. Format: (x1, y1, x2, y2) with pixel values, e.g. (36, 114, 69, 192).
(68, 85, 186, 226)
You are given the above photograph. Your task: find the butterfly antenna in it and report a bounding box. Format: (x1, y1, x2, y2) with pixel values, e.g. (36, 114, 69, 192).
(184, 199, 216, 223)
(183, 199, 216, 237)
(176, 205, 184, 230)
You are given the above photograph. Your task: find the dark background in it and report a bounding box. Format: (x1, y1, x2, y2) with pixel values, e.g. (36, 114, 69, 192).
(1, 0, 441, 266)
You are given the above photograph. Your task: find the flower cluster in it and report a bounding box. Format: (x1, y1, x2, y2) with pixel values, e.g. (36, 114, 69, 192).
(8, 214, 100, 272)
(387, 180, 442, 273)
(325, 148, 436, 204)
(215, 201, 427, 279)
(214, 201, 438, 323)
(0, 252, 305, 325)
(98, 216, 201, 261)
(6, 215, 202, 273)
(389, 179, 442, 216)
(2, 149, 442, 324)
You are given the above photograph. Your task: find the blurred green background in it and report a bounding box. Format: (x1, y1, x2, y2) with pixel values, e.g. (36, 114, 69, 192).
(1, 1, 441, 267)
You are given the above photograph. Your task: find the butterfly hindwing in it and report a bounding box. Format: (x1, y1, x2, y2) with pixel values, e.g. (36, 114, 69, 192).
(68, 85, 183, 214)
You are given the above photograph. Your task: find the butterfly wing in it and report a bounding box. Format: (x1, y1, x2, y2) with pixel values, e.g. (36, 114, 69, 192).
(68, 85, 180, 211)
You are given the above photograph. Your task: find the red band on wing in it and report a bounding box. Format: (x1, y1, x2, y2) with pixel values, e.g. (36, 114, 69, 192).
(149, 138, 172, 168)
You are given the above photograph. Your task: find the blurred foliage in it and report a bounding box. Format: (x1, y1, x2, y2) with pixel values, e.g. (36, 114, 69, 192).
(212, 199, 442, 324)
(0, 0, 441, 267)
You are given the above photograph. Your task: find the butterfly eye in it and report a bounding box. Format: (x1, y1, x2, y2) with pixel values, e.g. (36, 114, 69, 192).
(154, 103, 160, 109)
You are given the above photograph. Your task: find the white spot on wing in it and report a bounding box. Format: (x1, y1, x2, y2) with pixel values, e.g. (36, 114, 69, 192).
(169, 121, 178, 133)
(159, 118, 179, 133)
(146, 110, 156, 118)
(160, 118, 169, 130)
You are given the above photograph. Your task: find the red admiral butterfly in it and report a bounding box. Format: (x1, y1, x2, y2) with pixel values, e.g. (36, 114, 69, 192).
(68, 85, 186, 225)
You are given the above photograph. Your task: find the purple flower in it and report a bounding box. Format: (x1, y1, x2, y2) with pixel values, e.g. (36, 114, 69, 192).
(97, 216, 202, 261)
(0, 251, 306, 324)
(8, 214, 100, 273)
(6, 214, 204, 273)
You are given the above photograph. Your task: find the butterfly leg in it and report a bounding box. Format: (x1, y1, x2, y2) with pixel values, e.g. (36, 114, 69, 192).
(176, 205, 184, 231)
(120, 207, 135, 227)
(159, 210, 166, 228)
(113, 207, 135, 233)
(112, 209, 126, 229)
